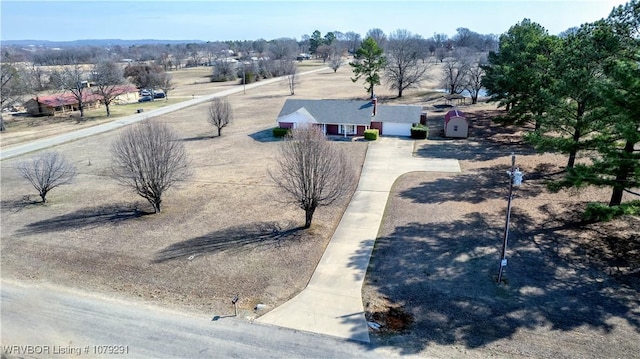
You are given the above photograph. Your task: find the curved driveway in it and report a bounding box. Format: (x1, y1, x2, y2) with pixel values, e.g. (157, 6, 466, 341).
(257, 137, 460, 342)
(1, 69, 460, 345)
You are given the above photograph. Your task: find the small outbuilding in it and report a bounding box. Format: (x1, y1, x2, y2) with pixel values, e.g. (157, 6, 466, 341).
(444, 109, 468, 138)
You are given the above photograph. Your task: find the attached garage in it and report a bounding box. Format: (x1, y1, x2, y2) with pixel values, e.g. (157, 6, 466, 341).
(276, 99, 421, 138)
(382, 122, 412, 136)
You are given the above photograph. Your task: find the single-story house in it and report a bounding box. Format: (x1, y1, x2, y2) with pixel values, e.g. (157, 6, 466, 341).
(111, 85, 140, 104)
(276, 98, 421, 137)
(25, 85, 138, 116)
(444, 109, 469, 138)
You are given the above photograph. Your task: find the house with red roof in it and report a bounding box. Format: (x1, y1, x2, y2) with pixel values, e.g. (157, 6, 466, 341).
(24, 85, 138, 116)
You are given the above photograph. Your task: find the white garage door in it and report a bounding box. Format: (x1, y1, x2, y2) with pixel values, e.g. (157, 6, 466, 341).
(383, 122, 411, 136)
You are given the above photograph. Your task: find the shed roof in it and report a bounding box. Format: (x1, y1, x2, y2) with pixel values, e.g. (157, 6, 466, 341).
(444, 109, 466, 125)
(277, 99, 420, 125)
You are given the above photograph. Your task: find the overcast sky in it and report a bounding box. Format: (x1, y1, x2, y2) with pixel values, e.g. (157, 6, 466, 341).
(0, 0, 629, 42)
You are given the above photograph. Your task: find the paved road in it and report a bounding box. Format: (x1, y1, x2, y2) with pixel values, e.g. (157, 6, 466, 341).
(257, 137, 461, 342)
(0, 67, 328, 161)
(1, 280, 390, 358)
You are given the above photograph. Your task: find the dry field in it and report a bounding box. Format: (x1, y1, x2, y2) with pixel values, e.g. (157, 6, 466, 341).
(1, 60, 372, 316)
(2, 60, 639, 358)
(0, 66, 241, 148)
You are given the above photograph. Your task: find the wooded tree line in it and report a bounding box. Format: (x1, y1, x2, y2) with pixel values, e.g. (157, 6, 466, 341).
(347, 28, 489, 100)
(481, 0, 639, 207)
(1, 25, 497, 118)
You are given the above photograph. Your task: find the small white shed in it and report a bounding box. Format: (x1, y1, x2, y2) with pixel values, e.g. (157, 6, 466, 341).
(444, 109, 468, 138)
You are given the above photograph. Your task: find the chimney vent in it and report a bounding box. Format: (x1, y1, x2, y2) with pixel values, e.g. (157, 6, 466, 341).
(372, 95, 377, 116)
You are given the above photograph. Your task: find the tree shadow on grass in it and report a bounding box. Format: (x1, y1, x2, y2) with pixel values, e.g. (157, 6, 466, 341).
(419, 109, 537, 162)
(398, 164, 544, 204)
(181, 134, 214, 142)
(249, 128, 280, 143)
(153, 221, 305, 263)
(17, 203, 149, 235)
(0, 196, 41, 213)
(362, 206, 640, 355)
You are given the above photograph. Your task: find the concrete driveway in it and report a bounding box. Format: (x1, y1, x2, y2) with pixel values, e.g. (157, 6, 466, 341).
(257, 137, 460, 342)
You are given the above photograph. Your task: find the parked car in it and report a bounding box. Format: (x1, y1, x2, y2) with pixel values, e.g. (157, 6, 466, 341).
(138, 95, 153, 102)
(140, 89, 152, 96)
(153, 91, 165, 99)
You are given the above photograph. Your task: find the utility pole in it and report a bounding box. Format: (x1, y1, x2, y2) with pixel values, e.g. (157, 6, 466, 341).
(497, 153, 523, 284)
(242, 62, 246, 95)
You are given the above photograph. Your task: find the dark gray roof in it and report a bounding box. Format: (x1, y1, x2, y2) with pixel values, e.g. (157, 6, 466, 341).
(277, 99, 420, 125)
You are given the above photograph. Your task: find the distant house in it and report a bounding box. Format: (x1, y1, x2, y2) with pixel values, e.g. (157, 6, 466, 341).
(444, 109, 468, 138)
(25, 85, 138, 116)
(111, 85, 140, 104)
(276, 98, 421, 137)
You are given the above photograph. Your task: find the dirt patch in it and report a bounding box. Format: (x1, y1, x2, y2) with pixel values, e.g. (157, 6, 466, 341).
(366, 296, 415, 334)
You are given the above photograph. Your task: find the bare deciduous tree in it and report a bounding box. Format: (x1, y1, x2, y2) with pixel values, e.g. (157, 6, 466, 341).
(111, 121, 190, 213)
(207, 97, 233, 136)
(1, 63, 26, 109)
(435, 47, 449, 63)
(385, 29, 431, 97)
(92, 61, 125, 116)
(366, 28, 387, 49)
(1, 62, 27, 131)
(464, 55, 487, 104)
(156, 72, 175, 100)
(18, 151, 76, 203)
(315, 44, 332, 63)
(270, 126, 356, 228)
(268, 38, 298, 61)
(344, 31, 362, 54)
(211, 59, 237, 82)
(50, 63, 89, 118)
(329, 54, 343, 73)
(25, 63, 50, 94)
(439, 48, 473, 95)
(124, 63, 163, 89)
(282, 60, 299, 95)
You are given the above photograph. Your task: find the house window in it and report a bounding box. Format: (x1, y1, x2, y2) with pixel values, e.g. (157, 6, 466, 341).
(453, 125, 458, 131)
(339, 125, 355, 135)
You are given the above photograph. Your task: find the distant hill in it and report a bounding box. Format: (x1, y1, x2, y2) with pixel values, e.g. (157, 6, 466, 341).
(1, 39, 206, 47)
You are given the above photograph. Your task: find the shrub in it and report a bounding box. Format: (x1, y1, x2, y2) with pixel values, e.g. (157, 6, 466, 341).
(410, 124, 428, 139)
(364, 129, 379, 140)
(211, 62, 237, 82)
(273, 127, 290, 137)
(583, 201, 640, 222)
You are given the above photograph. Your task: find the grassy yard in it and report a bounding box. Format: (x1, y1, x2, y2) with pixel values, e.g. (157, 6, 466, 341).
(1, 60, 638, 358)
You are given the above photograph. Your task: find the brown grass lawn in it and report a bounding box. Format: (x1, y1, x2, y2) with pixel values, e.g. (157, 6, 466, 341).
(2, 60, 639, 357)
(363, 109, 640, 357)
(0, 60, 373, 315)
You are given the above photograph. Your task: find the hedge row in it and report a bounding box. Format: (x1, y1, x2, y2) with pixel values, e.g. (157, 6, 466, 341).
(273, 127, 289, 137)
(364, 129, 379, 140)
(410, 124, 428, 139)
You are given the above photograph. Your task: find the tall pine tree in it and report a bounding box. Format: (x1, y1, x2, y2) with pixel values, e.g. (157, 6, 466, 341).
(562, 1, 640, 206)
(350, 37, 386, 98)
